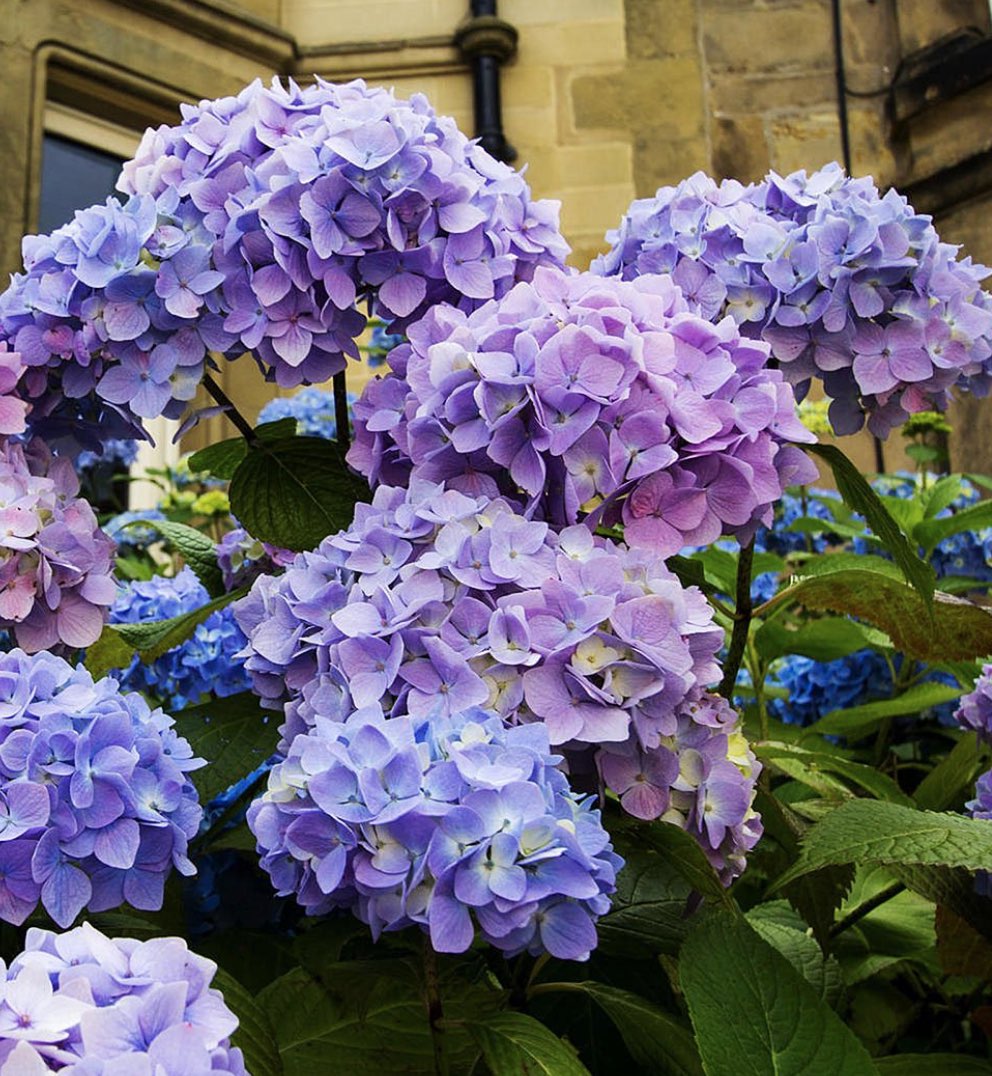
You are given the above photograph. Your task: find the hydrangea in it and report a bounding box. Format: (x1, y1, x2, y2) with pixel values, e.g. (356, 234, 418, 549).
(216, 524, 294, 592)
(348, 266, 816, 553)
(954, 663, 992, 744)
(593, 165, 992, 437)
(0, 923, 244, 1073)
(249, 706, 620, 960)
(110, 568, 251, 709)
(74, 439, 138, 472)
(0, 649, 203, 928)
(756, 488, 841, 556)
(102, 509, 166, 555)
(0, 78, 567, 448)
(0, 439, 116, 652)
(235, 481, 762, 878)
(366, 319, 404, 368)
(769, 649, 891, 727)
(256, 387, 352, 442)
(967, 770, 992, 898)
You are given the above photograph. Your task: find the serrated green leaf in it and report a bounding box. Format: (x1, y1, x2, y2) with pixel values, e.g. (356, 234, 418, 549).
(921, 474, 965, 519)
(756, 743, 913, 805)
(84, 624, 139, 679)
(915, 735, 989, 812)
(893, 863, 992, 943)
(915, 499, 992, 554)
(173, 691, 278, 804)
(230, 436, 367, 552)
(188, 418, 297, 480)
(680, 913, 876, 1075)
(617, 816, 732, 906)
(466, 1012, 590, 1076)
(808, 681, 965, 740)
(805, 443, 936, 608)
(754, 616, 886, 663)
(568, 983, 703, 1076)
(213, 968, 283, 1076)
(140, 519, 224, 597)
(875, 1057, 992, 1074)
(112, 587, 245, 665)
(777, 568, 992, 663)
(745, 907, 844, 1005)
(774, 800, 992, 889)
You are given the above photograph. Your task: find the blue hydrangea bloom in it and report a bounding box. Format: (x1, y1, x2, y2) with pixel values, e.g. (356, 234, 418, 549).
(756, 488, 841, 556)
(769, 649, 892, 726)
(366, 320, 404, 368)
(103, 508, 167, 553)
(75, 437, 139, 471)
(110, 567, 251, 709)
(257, 386, 356, 441)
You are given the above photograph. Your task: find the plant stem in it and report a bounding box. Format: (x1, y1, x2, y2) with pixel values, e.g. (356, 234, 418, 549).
(828, 881, 904, 939)
(719, 538, 755, 700)
(333, 370, 351, 452)
(423, 939, 449, 1076)
(202, 372, 258, 445)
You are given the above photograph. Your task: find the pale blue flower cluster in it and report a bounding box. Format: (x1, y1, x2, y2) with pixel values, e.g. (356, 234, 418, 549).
(256, 386, 352, 441)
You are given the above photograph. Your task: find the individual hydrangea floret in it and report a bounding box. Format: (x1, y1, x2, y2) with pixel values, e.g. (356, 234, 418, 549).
(593, 165, 992, 437)
(955, 663, 992, 744)
(0, 77, 568, 448)
(249, 706, 621, 960)
(0, 439, 116, 653)
(348, 266, 817, 553)
(216, 523, 295, 592)
(110, 567, 251, 709)
(0, 922, 245, 1073)
(0, 649, 203, 928)
(235, 481, 762, 878)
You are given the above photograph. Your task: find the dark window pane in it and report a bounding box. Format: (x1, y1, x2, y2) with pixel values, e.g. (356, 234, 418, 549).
(38, 134, 124, 234)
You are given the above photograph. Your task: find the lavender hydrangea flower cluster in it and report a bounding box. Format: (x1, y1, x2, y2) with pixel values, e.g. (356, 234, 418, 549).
(0, 649, 203, 929)
(954, 663, 992, 744)
(235, 480, 762, 881)
(110, 568, 250, 709)
(249, 707, 620, 960)
(216, 524, 294, 592)
(0, 78, 567, 448)
(349, 266, 817, 553)
(0, 923, 245, 1073)
(593, 164, 992, 437)
(0, 440, 116, 653)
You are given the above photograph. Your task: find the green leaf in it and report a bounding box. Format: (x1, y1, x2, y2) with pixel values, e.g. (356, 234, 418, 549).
(618, 816, 732, 906)
(188, 418, 297, 480)
(667, 554, 707, 591)
(915, 499, 992, 554)
(893, 863, 992, 943)
(140, 519, 224, 597)
(774, 800, 992, 889)
(570, 983, 703, 1076)
(84, 625, 139, 680)
(745, 905, 844, 1004)
(230, 436, 367, 552)
(680, 913, 877, 1075)
(914, 735, 989, 811)
(874, 1056, 992, 1074)
(805, 442, 936, 608)
(778, 568, 992, 663)
(754, 616, 888, 664)
(755, 743, 914, 805)
(466, 1012, 590, 1076)
(921, 474, 965, 519)
(173, 691, 278, 803)
(808, 682, 965, 740)
(213, 968, 283, 1076)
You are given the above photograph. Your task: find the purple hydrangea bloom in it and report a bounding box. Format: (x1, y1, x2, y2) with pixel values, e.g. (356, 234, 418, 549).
(0, 649, 203, 928)
(0, 922, 245, 1072)
(235, 482, 761, 879)
(0, 439, 116, 653)
(955, 663, 992, 744)
(593, 165, 992, 437)
(216, 524, 294, 592)
(110, 568, 251, 709)
(0, 78, 568, 449)
(249, 706, 621, 960)
(347, 266, 816, 554)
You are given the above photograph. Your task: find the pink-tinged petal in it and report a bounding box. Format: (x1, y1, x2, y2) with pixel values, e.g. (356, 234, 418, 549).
(56, 596, 105, 648)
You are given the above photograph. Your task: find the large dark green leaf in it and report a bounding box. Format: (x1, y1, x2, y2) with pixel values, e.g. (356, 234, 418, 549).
(875, 1056, 992, 1074)
(139, 519, 224, 597)
(756, 743, 913, 805)
(680, 913, 876, 1075)
(809, 682, 965, 740)
(466, 1012, 590, 1076)
(914, 735, 989, 811)
(173, 691, 278, 803)
(754, 616, 888, 664)
(805, 442, 935, 608)
(745, 903, 844, 1004)
(188, 418, 297, 480)
(213, 968, 284, 1076)
(775, 800, 992, 888)
(230, 436, 367, 551)
(914, 499, 992, 554)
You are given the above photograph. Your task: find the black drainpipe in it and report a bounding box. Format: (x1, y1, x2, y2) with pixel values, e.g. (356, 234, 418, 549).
(455, 0, 518, 163)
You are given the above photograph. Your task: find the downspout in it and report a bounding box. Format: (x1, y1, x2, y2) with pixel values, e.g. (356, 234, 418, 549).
(456, 0, 518, 163)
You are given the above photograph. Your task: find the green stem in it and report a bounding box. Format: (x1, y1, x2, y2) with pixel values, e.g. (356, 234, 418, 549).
(423, 940, 449, 1076)
(719, 539, 755, 700)
(828, 881, 904, 939)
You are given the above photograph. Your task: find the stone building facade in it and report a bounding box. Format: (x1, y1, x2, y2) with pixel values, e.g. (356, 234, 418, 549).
(2, 0, 991, 473)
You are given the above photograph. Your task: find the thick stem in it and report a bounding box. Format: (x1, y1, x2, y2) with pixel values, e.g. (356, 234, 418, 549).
(423, 939, 449, 1076)
(828, 881, 904, 939)
(333, 370, 351, 452)
(202, 372, 258, 445)
(719, 539, 755, 700)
